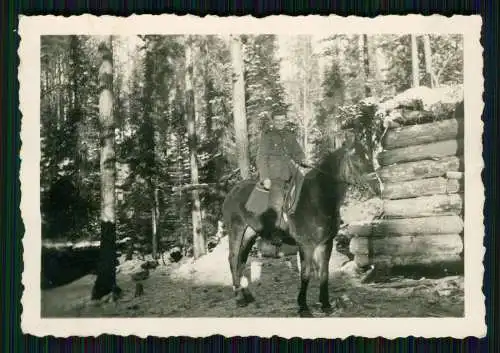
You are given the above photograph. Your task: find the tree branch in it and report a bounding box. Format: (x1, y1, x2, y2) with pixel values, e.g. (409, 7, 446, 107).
(41, 84, 65, 99)
(172, 183, 217, 193)
(171, 168, 241, 193)
(433, 52, 455, 87)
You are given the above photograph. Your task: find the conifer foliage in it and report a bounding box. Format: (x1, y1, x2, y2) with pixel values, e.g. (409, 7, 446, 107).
(40, 34, 464, 293)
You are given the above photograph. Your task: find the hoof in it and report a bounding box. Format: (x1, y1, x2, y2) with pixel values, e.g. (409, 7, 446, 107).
(235, 296, 249, 307)
(298, 307, 313, 318)
(243, 289, 255, 304)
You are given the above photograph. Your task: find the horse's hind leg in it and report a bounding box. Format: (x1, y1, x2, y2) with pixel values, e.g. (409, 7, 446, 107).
(314, 239, 334, 314)
(297, 246, 313, 317)
(228, 221, 258, 307)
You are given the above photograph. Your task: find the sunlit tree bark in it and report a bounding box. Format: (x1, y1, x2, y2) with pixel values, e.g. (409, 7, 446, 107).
(185, 37, 205, 259)
(92, 36, 120, 300)
(230, 35, 250, 179)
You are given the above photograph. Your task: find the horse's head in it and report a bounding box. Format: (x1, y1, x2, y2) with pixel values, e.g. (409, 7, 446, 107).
(319, 136, 375, 192)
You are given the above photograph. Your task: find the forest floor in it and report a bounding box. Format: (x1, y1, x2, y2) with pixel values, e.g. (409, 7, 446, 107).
(41, 236, 464, 318)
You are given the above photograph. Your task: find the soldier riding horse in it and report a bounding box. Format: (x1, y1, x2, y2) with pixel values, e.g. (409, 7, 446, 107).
(222, 114, 374, 317)
(246, 113, 309, 245)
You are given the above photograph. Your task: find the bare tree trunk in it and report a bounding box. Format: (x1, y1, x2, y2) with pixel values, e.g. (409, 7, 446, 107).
(55, 59, 62, 130)
(230, 35, 250, 179)
(185, 37, 205, 259)
(92, 36, 120, 300)
(151, 186, 159, 259)
(363, 34, 371, 97)
(423, 34, 434, 88)
(411, 34, 420, 88)
(203, 40, 218, 182)
(302, 38, 310, 162)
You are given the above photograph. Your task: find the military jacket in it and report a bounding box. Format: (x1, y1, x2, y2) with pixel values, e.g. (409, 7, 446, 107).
(256, 127, 306, 181)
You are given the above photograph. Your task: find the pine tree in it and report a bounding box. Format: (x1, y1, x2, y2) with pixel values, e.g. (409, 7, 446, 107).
(185, 36, 205, 259)
(92, 36, 121, 300)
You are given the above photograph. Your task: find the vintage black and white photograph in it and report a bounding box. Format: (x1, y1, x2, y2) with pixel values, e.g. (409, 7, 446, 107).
(19, 15, 485, 338)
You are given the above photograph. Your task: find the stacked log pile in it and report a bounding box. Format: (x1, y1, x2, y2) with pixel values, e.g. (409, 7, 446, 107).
(347, 86, 465, 268)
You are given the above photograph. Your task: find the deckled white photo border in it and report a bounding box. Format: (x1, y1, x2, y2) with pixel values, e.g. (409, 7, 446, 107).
(19, 14, 485, 338)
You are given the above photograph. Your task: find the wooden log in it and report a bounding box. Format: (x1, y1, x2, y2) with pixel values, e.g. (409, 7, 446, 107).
(354, 253, 462, 267)
(172, 183, 217, 192)
(383, 194, 463, 218)
(344, 215, 463, 238)
(446, 171, 463, 180)
(378, 156, 463, 183)
(42, 237, 131, 251)
(378, 139, 463, 166)
(350, 234, 463, 256)
(382, 177, 461, 200)
(383, 118, 463, 150)
(343, 222, 373, 237)
(397, 109, 434, 125)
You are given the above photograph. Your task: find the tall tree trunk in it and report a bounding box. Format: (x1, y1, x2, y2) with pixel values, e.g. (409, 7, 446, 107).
(92, 36, 120, 300)
(185, 37, 205, 259)
(142, 43, 158, 260)
(302, 36, 311, 162)
(69, 35, 83, 184)
(362, 34, 371, 97)
(58, 57, 65, 123)
(56, 59, 62, 130)
(230, 35, 250, 179)
(411, 34, 420, 88)
(423, 35, 434, 88)
(203, 39, 217, 183)
(151, 186, 159, 259)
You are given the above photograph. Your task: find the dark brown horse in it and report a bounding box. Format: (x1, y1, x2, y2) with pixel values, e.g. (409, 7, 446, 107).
(222, 140, 373, 317)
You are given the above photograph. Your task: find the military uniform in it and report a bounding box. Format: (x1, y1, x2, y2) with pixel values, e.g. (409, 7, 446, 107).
(256, 126, 306, 183)
(245, 123, 306, 224)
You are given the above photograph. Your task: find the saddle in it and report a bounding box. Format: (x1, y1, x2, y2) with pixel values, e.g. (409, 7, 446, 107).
(245, 162, 309, 220)
(283, 163, 308, 215)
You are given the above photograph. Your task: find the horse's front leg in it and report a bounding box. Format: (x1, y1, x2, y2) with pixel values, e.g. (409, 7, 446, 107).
(228, 223, 258, 307)
(315, 238, 334, 314)
(297, 247, 313, 317)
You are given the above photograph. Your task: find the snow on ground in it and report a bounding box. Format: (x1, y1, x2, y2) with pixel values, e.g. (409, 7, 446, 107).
(40, 196, 463, 318)
(41, 253, 464, 318)
(170, 236, 233, 286)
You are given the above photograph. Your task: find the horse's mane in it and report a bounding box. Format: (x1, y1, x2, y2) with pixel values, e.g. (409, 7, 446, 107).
(312, 145, 370, 186)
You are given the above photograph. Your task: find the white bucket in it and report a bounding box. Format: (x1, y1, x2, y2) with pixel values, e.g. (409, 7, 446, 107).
(250, 261, 263, 282)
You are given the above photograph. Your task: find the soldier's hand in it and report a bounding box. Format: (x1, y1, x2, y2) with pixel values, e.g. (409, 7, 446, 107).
(299, 160, 311, 168)
(262, 178, 272, 190)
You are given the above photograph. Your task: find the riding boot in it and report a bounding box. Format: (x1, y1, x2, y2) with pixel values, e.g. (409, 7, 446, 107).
(267, 180, 287, 242)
